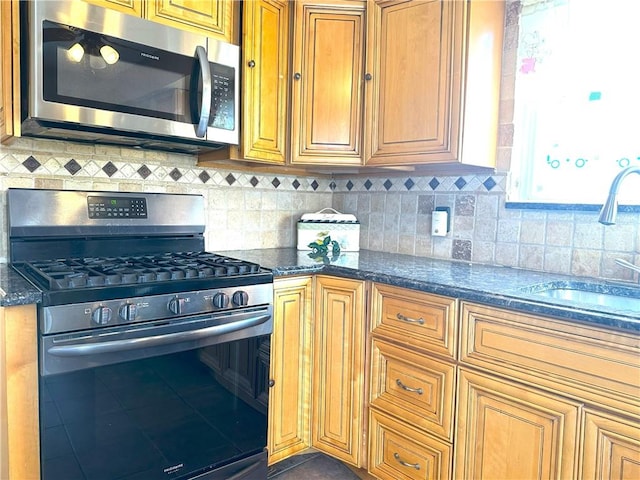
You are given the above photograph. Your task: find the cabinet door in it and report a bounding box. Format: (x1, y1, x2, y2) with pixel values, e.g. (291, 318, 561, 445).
(365, 0, 503, 168)
(290, 0, 366, 165)
(364, 0, 462, 165)
(582, 409, 640, 480)
(312, 275, 366, 467)
(455, 368, 581, 480)
(268, 277, 313, 465)
(148, 0, 236, 42)
(0, 305, 40, 480)
(1, 0, 20, 140)
(81, 0, 143, 16)
(241, 0, 289, 164)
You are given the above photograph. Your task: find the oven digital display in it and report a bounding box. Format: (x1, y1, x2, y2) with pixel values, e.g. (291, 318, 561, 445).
(87, 196, 147, 218)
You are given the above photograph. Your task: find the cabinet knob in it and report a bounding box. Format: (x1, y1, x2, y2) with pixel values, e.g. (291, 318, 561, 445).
(268, 379, 275, 387)
(294, 72, 301, 80)
(364, 73, 372, 81)
(248, 60, 256, 68)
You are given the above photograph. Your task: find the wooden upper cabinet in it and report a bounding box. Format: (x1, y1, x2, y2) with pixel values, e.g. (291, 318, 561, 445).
(364, 0, 504, 169)
(290, 0, 366, 166)
(240, 0, 289, 164)
(82, 0, 143, 16)
(84, 0, 237, 42)
(0, 0, 20, 141)
(148, 0, 236, 43)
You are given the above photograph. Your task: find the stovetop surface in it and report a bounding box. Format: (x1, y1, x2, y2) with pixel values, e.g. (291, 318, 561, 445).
(12, 251, 273, 306)
(18, 252, 264, 290)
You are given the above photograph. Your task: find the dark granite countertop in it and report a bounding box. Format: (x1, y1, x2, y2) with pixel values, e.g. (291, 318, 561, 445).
(2, 249, 639, 334)
(0, 263, 43, 307)
(221, 248, 640, 334)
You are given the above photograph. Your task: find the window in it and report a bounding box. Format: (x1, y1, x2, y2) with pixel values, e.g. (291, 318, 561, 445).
(507, 0, 640, 207)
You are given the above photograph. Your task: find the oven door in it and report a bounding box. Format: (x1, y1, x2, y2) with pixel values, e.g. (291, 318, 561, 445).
(39, 310, 271, 480)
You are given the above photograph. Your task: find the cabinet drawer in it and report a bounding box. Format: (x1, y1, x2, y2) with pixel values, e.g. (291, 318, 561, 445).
(460, 302, 640, 415)
(370, 339, 455, 441)
(370, 283, 458, 359)
(369, 409, 452, 480)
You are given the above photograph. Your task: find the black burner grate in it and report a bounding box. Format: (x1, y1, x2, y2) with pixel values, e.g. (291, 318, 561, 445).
(21, 252, 263, 290)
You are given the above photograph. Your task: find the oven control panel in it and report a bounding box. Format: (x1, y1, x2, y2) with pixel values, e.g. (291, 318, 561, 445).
(41, 283, 273, 335)
(87, 196, 148, 219)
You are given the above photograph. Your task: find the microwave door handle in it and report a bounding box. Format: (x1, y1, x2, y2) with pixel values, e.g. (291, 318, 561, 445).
(195, 45, 212, 138)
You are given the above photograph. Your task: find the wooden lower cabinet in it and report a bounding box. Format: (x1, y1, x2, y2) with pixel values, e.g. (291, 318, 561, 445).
(455, 368, 581, 480)
(368, 284, 457, 480)
(369, 409, 452, 480)
(268, 276, 313, 465)
(581, 409, 640, 480)
(311, 275, 366, 467)
(0, 304, 39, 480)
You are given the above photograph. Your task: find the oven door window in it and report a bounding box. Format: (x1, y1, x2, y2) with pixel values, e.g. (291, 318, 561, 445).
(41, 20, 235, 130)
(39, 336, 269, 480)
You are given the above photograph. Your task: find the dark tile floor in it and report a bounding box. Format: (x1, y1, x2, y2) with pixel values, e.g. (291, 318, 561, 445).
(268, 453, 363, 480)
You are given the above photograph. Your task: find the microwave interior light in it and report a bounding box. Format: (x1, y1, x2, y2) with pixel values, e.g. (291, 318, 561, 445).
(67, 42, 84, 63)
(100, 45, 119, 65)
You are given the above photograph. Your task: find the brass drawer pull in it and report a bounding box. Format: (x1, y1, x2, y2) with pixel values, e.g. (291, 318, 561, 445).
(395, 378, 423, 395)
(396, 313, 425, 325)
(393, 452, 420, 470)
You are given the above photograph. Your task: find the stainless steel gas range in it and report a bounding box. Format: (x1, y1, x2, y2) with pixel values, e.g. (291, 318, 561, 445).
(8, 188, 273, 480)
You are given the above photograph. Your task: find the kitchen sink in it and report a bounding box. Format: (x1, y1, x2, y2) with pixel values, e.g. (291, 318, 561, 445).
(524, 281, 640, 312)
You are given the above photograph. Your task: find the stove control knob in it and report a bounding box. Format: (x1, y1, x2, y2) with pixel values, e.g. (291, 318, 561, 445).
(168, 297, 186, 315)
(232, 290, 249, 307)
(212, 292, 229, 309)
(119, 303, 138, 322)
(92, 306, 112, 325)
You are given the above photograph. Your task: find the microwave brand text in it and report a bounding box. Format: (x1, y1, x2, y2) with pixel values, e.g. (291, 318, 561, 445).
(140, 52, 160, 61)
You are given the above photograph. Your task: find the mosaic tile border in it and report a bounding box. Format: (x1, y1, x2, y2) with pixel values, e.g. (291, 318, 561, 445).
(1, 152, 507, 194)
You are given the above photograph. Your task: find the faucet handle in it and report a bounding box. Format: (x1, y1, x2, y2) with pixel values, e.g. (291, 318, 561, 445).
(614, 258, 640, 276)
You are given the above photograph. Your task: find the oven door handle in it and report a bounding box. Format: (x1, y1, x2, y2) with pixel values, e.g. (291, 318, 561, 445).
(47, 314, 270, 357)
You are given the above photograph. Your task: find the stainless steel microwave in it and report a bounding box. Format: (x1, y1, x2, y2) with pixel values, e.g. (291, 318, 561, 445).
(20, 0, 239, 153)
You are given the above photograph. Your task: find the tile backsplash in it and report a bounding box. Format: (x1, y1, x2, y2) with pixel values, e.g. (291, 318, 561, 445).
(1, 136, 638, 282)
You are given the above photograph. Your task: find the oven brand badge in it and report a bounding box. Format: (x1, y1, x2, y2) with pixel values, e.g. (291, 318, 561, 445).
(163, 463, 184, 475)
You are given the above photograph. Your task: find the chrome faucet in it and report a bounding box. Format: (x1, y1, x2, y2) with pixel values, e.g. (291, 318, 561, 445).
(598, 166, 640, 225)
